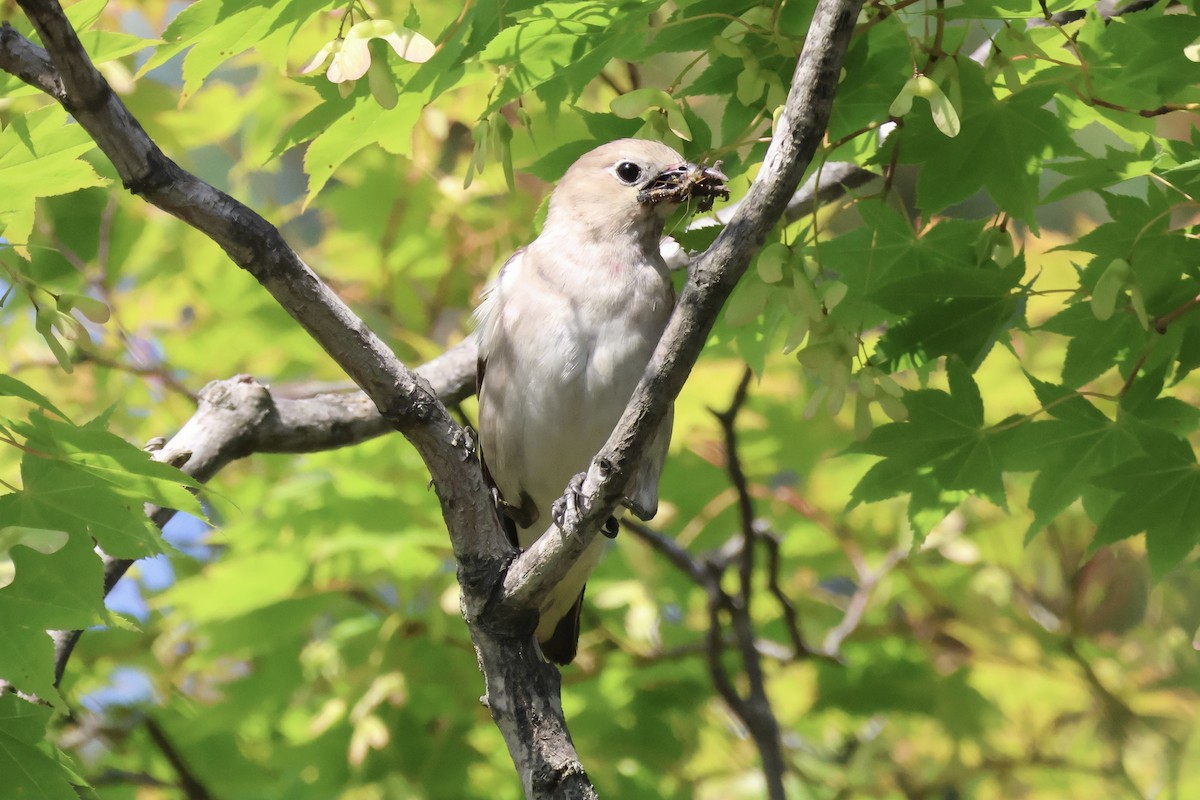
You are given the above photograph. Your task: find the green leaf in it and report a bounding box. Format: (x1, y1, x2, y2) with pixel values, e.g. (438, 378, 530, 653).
(0, 411, 197, 563)
(0, 106, 108, 253)
(0, 629, 62, 705)
(1075, 12, 1200, 110)
(1066, 190, 1200, 315)
(850, 360, 1007, 515)
(892, 61, 1078, 223)
(1043, 144, 1156, 204)
(160, 551, 309, 622)
(142, 0, 330, 100)
(15, 414, 201, 515)
(0, 525, 69, 589)
(67, 0, 158, 66)
(477, 1, 661, 112)
(871, 259, 1025, 372)
(0, 375, 70, 422)
(996, 375, 1146, 540)
(828, 22, 910, 140)
(821, 206, 982, 310)
(822, 208, 1026, 370)
(302, 93, 424, 204)
(0, 517, 104, 633)
(652, 0, 760, 53)
(1092, 436, 1200, 577)
(1043, 305, 1147, 389)
(18, 458, 169, 560)
(1008, 419, 1141, 541)
(0, 695, 81, 799)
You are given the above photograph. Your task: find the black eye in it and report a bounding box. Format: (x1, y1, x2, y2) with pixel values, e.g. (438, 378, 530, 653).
(614, 161, 642, 184)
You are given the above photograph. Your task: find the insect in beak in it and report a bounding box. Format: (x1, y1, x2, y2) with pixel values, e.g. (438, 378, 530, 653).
(638, 161, 730, 212)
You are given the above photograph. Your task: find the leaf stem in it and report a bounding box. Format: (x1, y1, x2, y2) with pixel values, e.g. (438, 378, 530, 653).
(1154, 293, 1200, 334)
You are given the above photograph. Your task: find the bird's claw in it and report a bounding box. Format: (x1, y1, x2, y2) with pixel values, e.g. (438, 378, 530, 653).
(453, 426, 477, 460)
(601, 516, 619, 539)
(551, 475, 619, 539)
(552, 473, 587, 530)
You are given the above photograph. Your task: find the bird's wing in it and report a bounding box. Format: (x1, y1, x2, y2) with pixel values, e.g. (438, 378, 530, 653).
(476, 248, 539, 541)
(473, 247, 524, 359)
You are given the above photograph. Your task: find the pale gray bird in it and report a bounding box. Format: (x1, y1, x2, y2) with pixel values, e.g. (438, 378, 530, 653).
(474, 138, 728, 664)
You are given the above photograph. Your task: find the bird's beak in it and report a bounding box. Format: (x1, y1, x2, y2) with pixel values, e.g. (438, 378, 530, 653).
(638, 161, 730, 212)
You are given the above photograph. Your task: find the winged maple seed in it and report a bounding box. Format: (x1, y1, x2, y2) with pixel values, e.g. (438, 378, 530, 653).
(638, 161, 731, 212)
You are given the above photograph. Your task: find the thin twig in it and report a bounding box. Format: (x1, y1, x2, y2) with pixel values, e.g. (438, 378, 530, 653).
(621, 518, 706, 584)
(143, 716, 214, 800)
(1154, 292, 1200, 334)
(822, 548, 905, 656)
(710, 367, 757, 621)
(759, 530, 817, 659)
(708, 370, 789, 800)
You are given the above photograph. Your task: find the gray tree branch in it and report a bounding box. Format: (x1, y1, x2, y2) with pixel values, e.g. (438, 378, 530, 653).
(48, 340, 476, 687)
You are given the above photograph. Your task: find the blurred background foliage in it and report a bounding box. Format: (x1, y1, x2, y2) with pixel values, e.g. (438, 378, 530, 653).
(1, 0, 1199, 797)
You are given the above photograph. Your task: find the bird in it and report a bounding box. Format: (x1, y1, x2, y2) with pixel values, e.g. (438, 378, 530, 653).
(474, 138, 728, 664)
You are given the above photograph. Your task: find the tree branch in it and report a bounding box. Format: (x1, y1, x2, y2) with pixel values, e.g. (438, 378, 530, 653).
(46, 341, 476, 685)
(143, 716, 214, 800)
(8, 0, 505, 566)
(622, 372, 851, 797)
(688, 161, 878, 232)
(822, 547, 905, 657)
(0, 21, 63, 96)
(708, 371, 788, 800)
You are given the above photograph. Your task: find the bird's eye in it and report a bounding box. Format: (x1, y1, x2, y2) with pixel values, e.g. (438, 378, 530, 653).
(614, 161, 643, 184)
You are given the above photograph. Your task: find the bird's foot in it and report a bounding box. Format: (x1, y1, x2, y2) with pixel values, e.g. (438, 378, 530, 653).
(551, 472, 618, 538)
(453, 425, 477, 460)
(551, 473, 587, 530)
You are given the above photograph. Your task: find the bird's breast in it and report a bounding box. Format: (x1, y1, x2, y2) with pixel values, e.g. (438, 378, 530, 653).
(510, 261, 671, 521)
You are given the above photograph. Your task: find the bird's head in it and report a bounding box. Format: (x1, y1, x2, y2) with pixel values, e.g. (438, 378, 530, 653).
(544, 138, 729, 245)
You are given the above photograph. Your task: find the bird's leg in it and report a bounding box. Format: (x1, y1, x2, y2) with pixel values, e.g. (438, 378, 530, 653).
(452, 425, 477, 460)
(551, 472, 587, 530)
(550, 473, 619, 537)
(492, 488, 539, 530)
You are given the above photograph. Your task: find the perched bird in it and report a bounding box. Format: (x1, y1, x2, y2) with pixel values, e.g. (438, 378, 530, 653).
(474, 138, 728, 664)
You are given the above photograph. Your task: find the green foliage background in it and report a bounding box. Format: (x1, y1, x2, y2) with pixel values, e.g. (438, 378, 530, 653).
(2, 0, 1199, 797)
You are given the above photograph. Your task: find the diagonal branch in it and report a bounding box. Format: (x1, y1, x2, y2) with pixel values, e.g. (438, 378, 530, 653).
(144, 716, 214, 800)
(8, 0, 505, 568)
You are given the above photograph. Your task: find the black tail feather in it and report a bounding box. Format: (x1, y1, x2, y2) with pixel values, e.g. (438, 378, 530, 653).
(539, 586, 585, 665)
